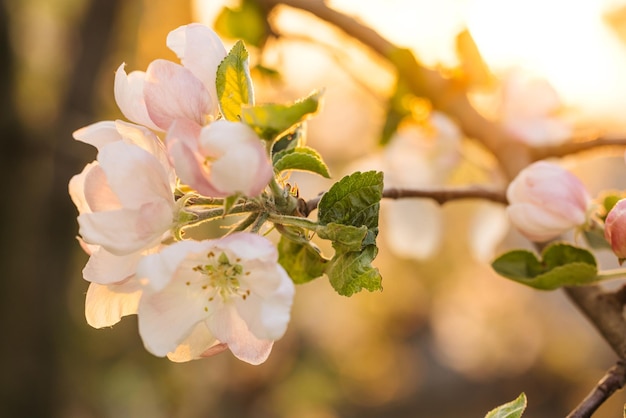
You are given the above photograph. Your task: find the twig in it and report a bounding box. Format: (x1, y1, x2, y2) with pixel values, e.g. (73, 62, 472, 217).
(567, 360, 626, 418)
(305, 187, 507, 215)
(533, 137, 626, 160)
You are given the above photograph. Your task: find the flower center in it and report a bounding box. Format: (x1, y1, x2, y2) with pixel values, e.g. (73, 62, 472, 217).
(188, 251, 251, 311)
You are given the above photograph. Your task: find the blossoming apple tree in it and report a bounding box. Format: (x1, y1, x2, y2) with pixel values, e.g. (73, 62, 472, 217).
(69, 2, 626, 417)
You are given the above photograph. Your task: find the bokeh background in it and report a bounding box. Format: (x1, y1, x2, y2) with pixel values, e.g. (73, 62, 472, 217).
(4, 0, 626, 417)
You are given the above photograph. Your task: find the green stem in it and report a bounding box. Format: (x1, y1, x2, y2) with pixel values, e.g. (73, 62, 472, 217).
(268, 213, 319, 230)
(269, 177, 286, 203)
(188, 201, 261, 226)
(597, 268, 626, 281)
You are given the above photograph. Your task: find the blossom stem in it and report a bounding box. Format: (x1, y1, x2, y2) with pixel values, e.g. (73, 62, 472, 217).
(596, 268, 626, 281)
(268, 213, 319, 231)
(188, 201, 261, 225)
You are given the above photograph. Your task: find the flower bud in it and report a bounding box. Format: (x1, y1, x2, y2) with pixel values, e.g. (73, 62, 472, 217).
(604, 199, 626, 261)
(506, 161, 590, 242)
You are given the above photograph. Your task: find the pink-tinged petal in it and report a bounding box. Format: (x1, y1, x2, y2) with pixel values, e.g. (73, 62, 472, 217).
(85, 280, 142, 328)
(82, 163, 122, 212)
(218, 232, 278, 263)
(167, 23, 226, 114)
(200, 121, 272, 196)
(208, 304, 273, 365)
(73, 121, 121, 150)
(144, 59, 212, 130)
(235, 267, 294, 340)
(166, 322, 223, 363)
(83, 247, 143, 285)
(605, 199, 626, 260)
(507, 203, 574, 242)
(136, 240, 201, 291)
(165, 119, 221, 196)
(78, 207, 164, 255)
(137, 279, 209, 357)
(98, 141, 173, 208)
(69, 162, 99, 214)
(114, 63, 160, 131)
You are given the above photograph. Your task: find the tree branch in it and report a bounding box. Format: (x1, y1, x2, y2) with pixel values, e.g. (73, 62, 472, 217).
(304, 186, 507, 215)
(566, 360, 626, 418)
(533, 137, 626, 160)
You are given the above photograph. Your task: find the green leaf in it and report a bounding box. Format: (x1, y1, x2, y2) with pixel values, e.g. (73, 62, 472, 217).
(583, 227, 611, 250)
(216, 41, 254, 121)
(241, 90, 322, 140)
(316, 223, 368, 253)
(214, 0, 267, 47)
(318, 171, 383, 246)
(272, 124, 305, 154)
(485, 393, 527, 418)
(491, 243, 598, 290)
(326, 245, 382, 296)
(273, 146, 331, 178)
(278, 236, 328, 284)
(222, 194, 241, 216)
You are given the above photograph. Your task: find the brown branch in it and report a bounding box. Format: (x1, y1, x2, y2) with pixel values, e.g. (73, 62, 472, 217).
(567, 360, 626, 418)
(564, 285, 626, 359)
(533, 137, 626, 160)
(304, 187, 507, 215)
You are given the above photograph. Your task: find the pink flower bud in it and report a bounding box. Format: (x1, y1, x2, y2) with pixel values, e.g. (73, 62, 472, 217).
(604, 199, 626, 261)
(506, 161, 590, 242)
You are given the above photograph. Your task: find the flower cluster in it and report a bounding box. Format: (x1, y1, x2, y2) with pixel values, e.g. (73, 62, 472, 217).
(69, 24, 294, 364)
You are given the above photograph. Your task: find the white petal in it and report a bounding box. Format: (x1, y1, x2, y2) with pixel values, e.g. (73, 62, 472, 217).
(166, 322, 224, 363)
(73, 121, 121, 150)
(82, 163, 122, 212)
(78, 203, 169, 255)
(166, 23, 226, 115)
(83, 247, 143, 285)
(85, 280, 142, 328)
(208, 304, 274, 365)
(69, 162, 99, 214)
(136, 240, 202, 291)
(98, 141, 173, 208)
(114, 63, 161, 130)
(137, 277, 208, 357)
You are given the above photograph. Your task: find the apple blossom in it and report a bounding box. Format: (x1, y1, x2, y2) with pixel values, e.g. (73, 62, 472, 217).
(136, 233, 295, 364)
(70, 120, 177, 327)
(70, 121, 176, 255)
(506, 161, 590, 242)
(114, 23, 226, 131)
(604, 199, 626, 261)
(166, 119, 273, 197)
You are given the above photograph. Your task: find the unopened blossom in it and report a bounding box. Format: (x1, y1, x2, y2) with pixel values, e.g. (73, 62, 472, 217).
(604, 199, 626, 261)
(506, 161, 590, 242)
(166, 119, 273, 197)
(136, 233, 295, 364)
(69, 120, 176, 327)
(115, 23, 226, 131)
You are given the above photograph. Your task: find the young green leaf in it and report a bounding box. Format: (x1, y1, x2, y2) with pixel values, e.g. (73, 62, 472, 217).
(278, 236, 328, 284)
(241, 90, 322, 140)
(326, 245, 382, 296)
(485, 393, 527, 418)
(216, 40, 254, 121)
(273, 146, 331, 178)
(318, 171, 383, 230)
(492, 243, 598, 290)
(316, 223, 368, 253)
